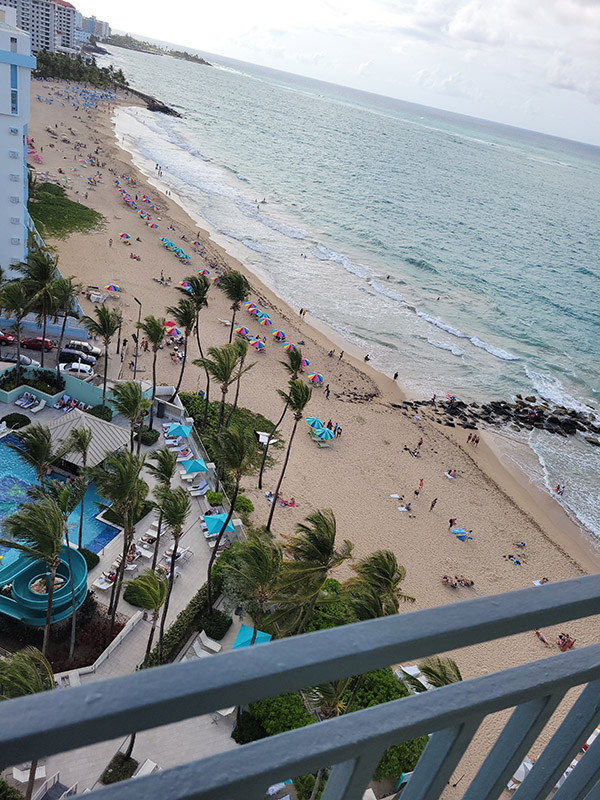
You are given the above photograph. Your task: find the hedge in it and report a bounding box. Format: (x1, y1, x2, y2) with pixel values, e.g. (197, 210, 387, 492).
(87, 404, 113, 421)
(249, 693, 314, 737)
(0, 413, 31, 430)
(0, 778, 24, 800)
(80, 548, 100, 570)
(206, 490, 223, 507)
(135, 425, 160, 446)
(197, 608, 232, 640)
(100, 753, 139, 785)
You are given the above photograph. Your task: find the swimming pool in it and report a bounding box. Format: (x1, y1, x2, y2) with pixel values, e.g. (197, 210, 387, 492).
(0, 436, 121, 567)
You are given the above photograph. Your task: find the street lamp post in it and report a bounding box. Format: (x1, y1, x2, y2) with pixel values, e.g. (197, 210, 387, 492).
(115, 312, 123, 355)
(133, 297, 142, 379)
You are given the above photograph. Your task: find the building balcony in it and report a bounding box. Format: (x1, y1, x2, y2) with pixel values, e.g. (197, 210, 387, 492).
(0, 575, 599, 799)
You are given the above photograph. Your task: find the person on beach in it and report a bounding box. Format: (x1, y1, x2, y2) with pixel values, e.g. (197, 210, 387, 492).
(449, 518, 456, 530)
(429, 498, 437, 512)
(364, 354, 370, 362)
(339, 351, 344, 360)
(109, 238, 112, 247)
(534, 630, 550, 647)
(299, 308, 304, 317)
(393, 372, 399, 380)
(419, 479, 423, 489)
(467, 433, 472, 444)
(325, 385, 330, 399)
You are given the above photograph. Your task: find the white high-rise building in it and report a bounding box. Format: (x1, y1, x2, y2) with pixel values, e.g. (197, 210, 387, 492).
(0, 6, 34, 274)
(0, 0, 75, 53)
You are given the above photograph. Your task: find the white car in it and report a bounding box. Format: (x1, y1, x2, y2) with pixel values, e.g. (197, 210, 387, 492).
(66, 340, 103, 358)
(59, 362, 94, 378)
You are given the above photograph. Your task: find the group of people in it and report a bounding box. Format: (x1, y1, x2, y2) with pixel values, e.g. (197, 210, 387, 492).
(466, 433, 480, 446)
(554, 484, 566, 496)
(534, 630, 576, 651)
(442, 575, 474, 588)
(265, 491, 296, 507)
(324, 419, 342, 436)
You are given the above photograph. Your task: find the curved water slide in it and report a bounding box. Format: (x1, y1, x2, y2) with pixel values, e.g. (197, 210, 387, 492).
(0, 545, 88, 626)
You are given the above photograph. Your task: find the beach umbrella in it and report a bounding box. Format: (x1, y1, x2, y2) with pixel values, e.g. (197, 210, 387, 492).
(272, 330, 286, 340)
(167, 423, 192, 438)
(235, 326, 250, 336)
(120, 233, 130, 239)
(164, 320, 177, 328)
(166, 326, 182, 336)
(313, 427, 335, 440)
(193, 240, 201, 246)
(232, 624, 272, 649)
(180, 281, 192, 291)
(307, 372, 324, 383)
(249, 307, 261, 315)
(181, 458, 208, 474)
(199, 269, 210, 276)
(104, 284, 120, 292)
(301, 357, 310, 368)
(306, 417, 324, 429)
(204, 513, 235, 535)
(282, 342, 297, 351)
(250, 340, 265, 351)
(149, 223, 158, 229)
(259, 317, 273, 326)
(243, 301, 254, 308)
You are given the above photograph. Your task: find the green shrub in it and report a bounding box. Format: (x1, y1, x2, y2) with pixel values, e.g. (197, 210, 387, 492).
(234, 495, 254, 515)
(0, 412, 30, 430)
(80, 548, 100, 570)
(231, 711, 268, 744)
(304, 579, 350, 632)
(295, 773, 326, 800)
(100, 752, 139, 785)
(374, 736, 428, 782)
(249, 693, 314, 737)
(135, 425, 160, 446)
(0, 778, 24, 800)
(210, 540, 245, 585)
(206, 490, 223, 507)
(29, 181, 104, 239)
(198, 609, 232, 640)
(87, 404, 113, 421)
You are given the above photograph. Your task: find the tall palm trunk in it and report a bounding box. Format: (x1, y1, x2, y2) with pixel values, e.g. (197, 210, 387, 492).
(101, 345, 109, 406)
(78, 493, 85, 550)
(63, 534, 78, 663)
(41, 561, 57, 657)
(24, 759, 39, 800)
(225, 355, 245, 428)
(258, 403, 288, 489)
(108, 518, 131, 639)
(151, 510, 163, 571)
(195, 322, 211, 428)
(124, 733, 136, 761)
(296, 592, 320, 636)
(15, 324, 22, 387)
(158, 541, 179, 664)
(56, 312, 68, 384)
(228, 306, 237, 343)
(217, 384, 228, 434)
(149, 347, 158, 429)
(206, 479, 239, 612)
(40, 310, 47, 369)
(170, 333, 189, 401)
(145, 607, 160, 663)
(309, 769, 326, 800)
(266, 416, 300, 531)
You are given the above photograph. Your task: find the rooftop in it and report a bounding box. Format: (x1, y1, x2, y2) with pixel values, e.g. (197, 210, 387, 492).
(46, 407, 130, 466)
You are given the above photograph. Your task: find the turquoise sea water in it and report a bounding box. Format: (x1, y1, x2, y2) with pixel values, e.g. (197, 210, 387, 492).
(97, 47, 600, 542)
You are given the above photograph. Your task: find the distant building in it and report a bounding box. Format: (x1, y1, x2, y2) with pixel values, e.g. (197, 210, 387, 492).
(79, 14, 110, 40)
(0, 0, 76, 53)
(74, 28, 90, 45)
(0, 5, 35, 274)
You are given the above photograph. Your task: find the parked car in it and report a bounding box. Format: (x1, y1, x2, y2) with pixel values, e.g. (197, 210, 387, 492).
(0, 331, 15, 345)
(67, 340, 102, 358)
(59, 363, 94, 378)
(21, 336, 54, 352)
(0, 352, 40, 366)
(59, 348, 96, 366)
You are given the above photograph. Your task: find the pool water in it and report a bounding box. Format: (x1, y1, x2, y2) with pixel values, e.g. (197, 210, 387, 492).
(0, 437, 120, 567)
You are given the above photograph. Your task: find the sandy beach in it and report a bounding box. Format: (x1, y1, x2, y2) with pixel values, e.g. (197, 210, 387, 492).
(27, 78, 599, 793)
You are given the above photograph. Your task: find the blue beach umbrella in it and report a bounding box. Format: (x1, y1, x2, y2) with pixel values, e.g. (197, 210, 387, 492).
(181, 458, 208, 474)
(313, 427, 335, 440)
(232, 624, 272, 649)
(167, 423, 192, 438)
(306, 417, 324, 429)
(203, 513, 235, 535)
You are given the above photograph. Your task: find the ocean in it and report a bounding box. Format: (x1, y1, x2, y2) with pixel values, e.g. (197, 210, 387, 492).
(97, 45, 600, 543)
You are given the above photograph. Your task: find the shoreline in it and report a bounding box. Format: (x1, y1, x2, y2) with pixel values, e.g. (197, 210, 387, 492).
(112, 102, 599, 573)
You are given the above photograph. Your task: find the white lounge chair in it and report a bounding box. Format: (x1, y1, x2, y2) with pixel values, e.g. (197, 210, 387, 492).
(133, 759, 160, 778)
(192, 640, 211, 659)
(93, 576, 113, 591)
(199, 629, 222, 652)
(30, 399, 46, 414)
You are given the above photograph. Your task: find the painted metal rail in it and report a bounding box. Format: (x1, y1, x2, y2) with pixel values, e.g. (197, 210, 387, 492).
(1, 575, 599, 800)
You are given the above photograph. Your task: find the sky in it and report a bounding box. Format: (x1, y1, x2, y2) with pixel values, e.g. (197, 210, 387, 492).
(76, 0, 600, 145)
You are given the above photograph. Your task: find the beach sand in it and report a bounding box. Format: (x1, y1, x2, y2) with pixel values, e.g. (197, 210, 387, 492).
(28, 79, 599, 794)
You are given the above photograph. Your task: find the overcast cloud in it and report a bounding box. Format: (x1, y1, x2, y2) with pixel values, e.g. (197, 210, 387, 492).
(76, 0, 600, 144)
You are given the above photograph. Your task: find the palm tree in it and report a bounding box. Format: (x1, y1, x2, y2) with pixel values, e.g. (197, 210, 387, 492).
(401, 656, 463, 693)
(51, 277, 81, 383)
(224, 338, 250, 427)
(0, 498, 64, 656)
(220, 270, 250, 343)
(0, 281, 32, 385)
(154, 486, 190, 664)
(220, 530, 282, 645)
(146, 447, 177, 570)
(136, 315, 164, 429)
(194, 343, 254, 434)
(166, 297, 196, 400)
(64, 426, 92, 549)
(91, 451, 147, 637)
(277, 509, 353, 634)
(206, 426, 261, 612)
(15, 249, 59, 368)
(7, 424, 55, 487)
(111, 380, 151, 453)
(82, 305, 121, 406)
(258, 380, 290, 490)
(0, 647, 54, 800)
(125, 569, 168, 665)
(344, 550, 415, 617)
(266, 380, 312, 532)
(178, 275, 210, 423)
(281, 346, 303, 380)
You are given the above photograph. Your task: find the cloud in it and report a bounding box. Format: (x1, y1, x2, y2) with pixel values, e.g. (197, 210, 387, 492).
(416, 67, 482, 99)
(358, 60, 375, 76)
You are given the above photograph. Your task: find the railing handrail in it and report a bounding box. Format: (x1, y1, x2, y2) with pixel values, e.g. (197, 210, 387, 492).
(2, 575, 598, 773)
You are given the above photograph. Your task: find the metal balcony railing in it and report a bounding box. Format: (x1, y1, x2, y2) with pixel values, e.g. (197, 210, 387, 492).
(1, 576, 599, 800)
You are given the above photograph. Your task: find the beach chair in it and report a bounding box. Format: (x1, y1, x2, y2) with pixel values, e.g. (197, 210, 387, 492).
(193, 640, 211, 659)
(14, 393, 30, 407)
(132, 759, 160, 779)
(317, 440, 331, 448)
(53, 394, 69, 409)
(31, 399, 46, 414)
(199, 629, 222, 653)
(93, 576, 112, 591)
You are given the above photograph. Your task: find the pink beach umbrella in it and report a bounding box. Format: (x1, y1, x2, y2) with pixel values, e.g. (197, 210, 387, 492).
(164, 320, 177, 328)
(301, 357, 310, 367)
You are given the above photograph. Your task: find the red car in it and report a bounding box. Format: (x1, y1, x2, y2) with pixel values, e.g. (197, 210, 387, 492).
(0, 331, 15, 345)
(21, 336, 54, 352)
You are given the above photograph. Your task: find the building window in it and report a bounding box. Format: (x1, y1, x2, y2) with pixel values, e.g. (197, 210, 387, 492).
(11, 64, 18, 89)
(11, 90, 18, 115)
(10, 36, 17, 52)
(10, 218, 20, 225)
(9, 127, 18, 135)
(11, 238, 21, 245)
(10, 174, 19, 182)
(10, 196, 20, 204)
(9, 151, 19, 159)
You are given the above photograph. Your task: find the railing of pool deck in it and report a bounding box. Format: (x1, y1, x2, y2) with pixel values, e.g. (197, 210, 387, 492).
(2, 576, 599, 800)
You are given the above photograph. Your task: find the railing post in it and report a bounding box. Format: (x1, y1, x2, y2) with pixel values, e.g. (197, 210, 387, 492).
(321, 751, 384, 800)
(551, 732, 600, 800)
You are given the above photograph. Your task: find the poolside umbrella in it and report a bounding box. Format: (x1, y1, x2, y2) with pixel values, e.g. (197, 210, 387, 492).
(203, 513, 235, 535)
(282, 342, 296, 351)
(250, 340, 265, 351)
(313, 427, 335, 440)
(307, 372, 324, 383)
(235, 326, 250, 336)
(181, 458, 208, 474)
(272, 330, 285, 340)
(306, 417, 324, 429)
(167, 423, 192, 438)
(232, 624, 272, 648)
(104, 284, 120, 292)
(259, 317, 272, 326)
(301, 358, 310, 368)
